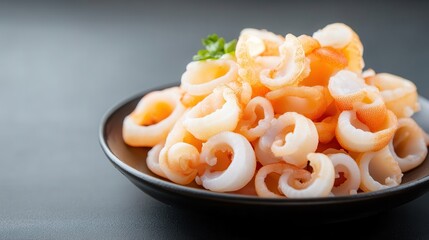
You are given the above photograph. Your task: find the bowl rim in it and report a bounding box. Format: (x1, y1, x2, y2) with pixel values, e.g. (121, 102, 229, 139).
(98, 84, 429, 205)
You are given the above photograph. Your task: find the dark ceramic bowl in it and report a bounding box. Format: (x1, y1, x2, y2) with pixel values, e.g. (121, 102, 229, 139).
(99, 83, 429, 223)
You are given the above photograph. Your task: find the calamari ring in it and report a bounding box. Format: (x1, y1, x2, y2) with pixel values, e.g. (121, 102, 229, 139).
(389, 118, 428, 172)
(260, 34, 310, 90)
(353, 90, 388, 131)
(259, 112, 319, 168)
(198, 131, 256, 192)
(225, 79, 253, 106)
(313, 23, 364, 73)
(326, 153, 361, 196)
(237, 96, 274, 142)
(313, 23, 353, 49)
(159, 142, 200, 185)
(254, 138, 282, 166)
(163, 113, 203, 151)
(158, 116, 203, 185)
(146, 142, 167, 178)
(266, 85, 328, 120)
(336, 110, 397, 152)
(236, 28, 284, 86)
(255, 162, 310, 198)
(183, 87, 241, 140)
(357, 146, 403, 192)
(122, 87, 186, 147)
(370, 73, 420, 118)
(278, 153, 335, 198)
(180, 59, 238, 96)
(328, 70, 378, 111)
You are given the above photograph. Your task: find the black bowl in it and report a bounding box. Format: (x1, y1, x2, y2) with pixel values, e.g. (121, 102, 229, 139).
(99, 83, 429, 223)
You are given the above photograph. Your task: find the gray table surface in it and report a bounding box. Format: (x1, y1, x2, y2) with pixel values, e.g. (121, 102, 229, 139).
(1, 1, 429, 239)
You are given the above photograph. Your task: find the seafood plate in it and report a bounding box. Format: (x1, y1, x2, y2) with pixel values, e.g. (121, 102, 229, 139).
(119, 23, 429, 198)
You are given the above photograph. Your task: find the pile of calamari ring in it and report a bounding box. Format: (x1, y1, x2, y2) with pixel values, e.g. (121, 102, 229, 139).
(122, 23, 429, 198)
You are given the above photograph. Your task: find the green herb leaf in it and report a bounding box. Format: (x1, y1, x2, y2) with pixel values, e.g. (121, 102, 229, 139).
(206, 37, 225, 53)
(193, 33, 237, 61)
(224, 39, 237, 54)
(202, 34, 219, 46)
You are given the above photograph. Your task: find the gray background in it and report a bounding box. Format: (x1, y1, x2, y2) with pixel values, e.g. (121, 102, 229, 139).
(1, 0, 429, 239)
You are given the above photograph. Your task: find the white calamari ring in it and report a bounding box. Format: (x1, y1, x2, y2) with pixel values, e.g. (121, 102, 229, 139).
(157, 116, 202, 185)
(278, 153, 335, 198)
(328, 70, 377, 111)
(199, 131, 256, 192)
(146, 142, 167, 178)
(158, 142, 200, 185)
(336, 110, 397, 152)
(255, 163, 310, 198)
(122, 87, 186, 147)
(183, 87, 241, 140)
(260, 34, 309, 90)
(236, 28, 284, 86)
(326, 153, 361, 196)
(389, 118, 428, 172)
(313, 23, 353, 49)
(372, 73, 420, 118)
(357, 146, 403, 192)
(237, 96, 274, 141)
(254, 138, 282, 166)
(260, 112, 318, 167)
(181, 59, 238, 96)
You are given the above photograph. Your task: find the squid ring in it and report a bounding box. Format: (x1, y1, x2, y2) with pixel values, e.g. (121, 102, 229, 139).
(326, 153, 361, 196)
(336, 110, 397, 152)
(260, 34, 310, 90)
(259, 112, 318, 167)
(199, 131, 256, 192)
(357, 147, 403, 192)
(389, 118, 428, 172)
(255, 162, 310, 198)
(181, 59, 238, 96)
(146, 142, 167, 178)
(278, 153, 335, 198)
(157, 115, 202, 185)
(122, 87, 186, 147)
(237, 96, 274, 141)
(183, 87, 241, 140)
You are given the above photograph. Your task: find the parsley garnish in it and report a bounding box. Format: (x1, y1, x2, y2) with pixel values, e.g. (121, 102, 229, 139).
(193, 34, 237, 61)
